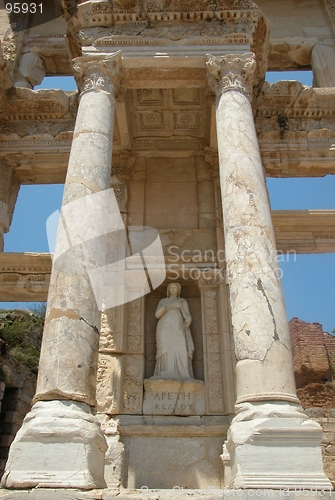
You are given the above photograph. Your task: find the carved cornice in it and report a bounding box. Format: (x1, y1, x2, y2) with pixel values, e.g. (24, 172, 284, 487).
(78, 0, 259, 29)
(0, 26, 26, 90)
(255, 82, 335, 120)
(206, 52, 256, 98)
(72, 52, 122, 97)
(0, 88, 74, 121)
(197, 269, 226, 287)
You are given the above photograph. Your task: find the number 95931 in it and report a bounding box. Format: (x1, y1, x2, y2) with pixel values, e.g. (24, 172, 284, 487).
(5, 2, 43, 14)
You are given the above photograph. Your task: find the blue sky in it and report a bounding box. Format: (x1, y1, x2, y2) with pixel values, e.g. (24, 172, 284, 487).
(1, 71, 334, 334)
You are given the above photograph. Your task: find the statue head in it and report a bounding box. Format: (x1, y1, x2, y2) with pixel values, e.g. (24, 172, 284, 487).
(167, 282, 181, 298)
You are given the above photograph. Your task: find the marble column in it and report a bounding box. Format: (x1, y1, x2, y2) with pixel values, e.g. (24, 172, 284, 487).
(206, 53, 331, 489)
(2, 52, 122, 490)
(0, 162, 19, 252)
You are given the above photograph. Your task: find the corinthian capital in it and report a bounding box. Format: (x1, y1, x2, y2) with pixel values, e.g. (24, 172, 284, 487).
(73, 51, 122, 97)
(206, 52, 256, 98)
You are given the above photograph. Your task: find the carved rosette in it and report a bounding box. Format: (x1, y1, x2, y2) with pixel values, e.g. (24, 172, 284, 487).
(72, 52, 122, 98)
(206, 52, 256, 98)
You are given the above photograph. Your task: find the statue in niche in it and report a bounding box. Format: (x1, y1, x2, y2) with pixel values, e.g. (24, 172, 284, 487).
(152, 282, 194, 379)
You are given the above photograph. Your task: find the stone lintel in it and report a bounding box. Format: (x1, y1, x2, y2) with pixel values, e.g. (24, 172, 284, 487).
(273, 210, 335, 254)
(3, 142, 335, 181)
(105, 415, 230, 438)
(0, 252, 51, 302)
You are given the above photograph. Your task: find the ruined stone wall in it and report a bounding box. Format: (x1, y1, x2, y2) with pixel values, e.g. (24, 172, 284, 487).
(0, 339, 36, 477)
(289, 318, 335, 485)
(0, 310, 40, 479)
(289, 318, 335, 408)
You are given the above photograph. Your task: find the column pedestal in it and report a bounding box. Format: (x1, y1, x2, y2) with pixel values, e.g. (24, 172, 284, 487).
(224, 402, 330, 489)
(2, 401, 107, 489)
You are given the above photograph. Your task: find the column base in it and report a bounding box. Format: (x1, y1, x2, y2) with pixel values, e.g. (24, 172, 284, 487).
(1, 400, 108, 490)
(223, 402, 332, 490)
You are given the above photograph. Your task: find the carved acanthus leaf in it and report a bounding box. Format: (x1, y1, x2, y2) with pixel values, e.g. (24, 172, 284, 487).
(206, 52, 256, 98)
(73, 52, 122, 97)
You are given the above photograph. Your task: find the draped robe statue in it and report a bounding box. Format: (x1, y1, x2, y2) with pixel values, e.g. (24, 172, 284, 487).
(153, 283, 194, 379)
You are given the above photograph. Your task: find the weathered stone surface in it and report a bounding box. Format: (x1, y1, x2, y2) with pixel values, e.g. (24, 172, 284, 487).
(289, 318, 335, 408)
(143, 378, 205, 416)
(1, 0, 335, 493)
(207, 52, 298, 404)
(1, 400, 107, 490)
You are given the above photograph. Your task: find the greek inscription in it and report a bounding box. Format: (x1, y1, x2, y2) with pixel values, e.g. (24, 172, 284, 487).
(154, 403, 193, 411)
(153, 391, 191, 401)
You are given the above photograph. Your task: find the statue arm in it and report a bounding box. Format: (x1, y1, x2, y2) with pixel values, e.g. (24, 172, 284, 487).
(180, 299, 192, 327)
(155, 299, 168, 319)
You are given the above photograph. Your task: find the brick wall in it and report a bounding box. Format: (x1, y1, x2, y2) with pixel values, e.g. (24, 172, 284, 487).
(289, 318, 335, 407)
(289, 318, 335, 485)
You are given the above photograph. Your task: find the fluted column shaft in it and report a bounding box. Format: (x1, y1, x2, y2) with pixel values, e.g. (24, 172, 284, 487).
(206, 53, 297, 405)
(35, 53, 122, 406)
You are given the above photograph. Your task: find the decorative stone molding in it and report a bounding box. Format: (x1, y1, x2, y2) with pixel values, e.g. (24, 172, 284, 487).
(78, 0, 260, 29)
(206, 52, 256, 98)
(0, 26, 26, 89)
(111, 151, 135, 180)
(73, 52, 122, 97)
(122, 354, 144, 414)
(201, 287, 226, 414)
(197, 269, 225, 288)
(0, 88, 72, 121)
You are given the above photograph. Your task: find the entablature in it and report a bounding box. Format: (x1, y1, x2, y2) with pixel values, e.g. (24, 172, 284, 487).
(2, 61, 335, 179)
(1, 210, 334, 301)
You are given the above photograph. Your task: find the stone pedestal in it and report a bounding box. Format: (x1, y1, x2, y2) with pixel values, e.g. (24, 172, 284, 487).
(224, 402, 331, 489)
(1, 401, 107, 489)
(143, 379, 205, 416)
(206, 52, 332, 489)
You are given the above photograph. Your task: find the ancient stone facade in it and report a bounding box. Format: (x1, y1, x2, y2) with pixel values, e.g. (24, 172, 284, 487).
(0, 0, 334, 497)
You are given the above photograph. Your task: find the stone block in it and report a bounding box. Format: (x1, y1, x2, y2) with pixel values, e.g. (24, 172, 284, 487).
(143, 378, 205, 416)
(225, 403, 332, 489)
(1, 400, 107, 489)
(126, 435, 224, 489)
